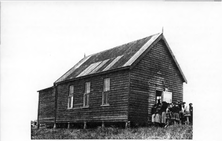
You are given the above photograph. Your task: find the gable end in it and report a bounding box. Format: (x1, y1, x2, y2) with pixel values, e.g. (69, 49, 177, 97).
(129, 34, 187, 83)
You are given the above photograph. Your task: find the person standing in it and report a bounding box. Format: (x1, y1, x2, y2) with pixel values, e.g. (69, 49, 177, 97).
(179, 102, 186, 125)
(151, 103, 157, 126)
(189, 103, 193, 125)
(161, 101, 168, 127)
(165, 103, 173, 127)
(155, 99, 162, 127)
(174, 102, 180, 124)
(171, 103, 176, 125)
(184, 103, 191, 125)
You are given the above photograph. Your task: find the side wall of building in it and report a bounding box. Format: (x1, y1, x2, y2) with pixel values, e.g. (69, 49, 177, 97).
(129, 39, 184, 124)
(56, 70, 130, 123)
(38, 87, 55, 124)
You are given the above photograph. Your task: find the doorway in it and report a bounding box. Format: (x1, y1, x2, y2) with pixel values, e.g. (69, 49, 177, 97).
(155, 90, 162, 103)
(155, 90, 172, 104)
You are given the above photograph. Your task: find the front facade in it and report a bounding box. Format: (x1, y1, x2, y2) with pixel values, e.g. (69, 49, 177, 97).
(37, 33, 187, 128)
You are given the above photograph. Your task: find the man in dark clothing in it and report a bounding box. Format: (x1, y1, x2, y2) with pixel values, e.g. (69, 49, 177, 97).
(175, 103, 181, 124)
(171, 102, 180, 124)
(153, 99, 162, 127)
(179, 102, 186, 125)
(189, 103, 193, 125)
(151, 104, 157, 115)
(160, 101, 168, 127)
(165, 103, 172, 127)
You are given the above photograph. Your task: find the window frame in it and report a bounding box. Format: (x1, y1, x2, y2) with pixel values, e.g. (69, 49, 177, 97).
(83, 82, 90, 107)
(102, 78, 110, 106)
(68, 85, 74, 109)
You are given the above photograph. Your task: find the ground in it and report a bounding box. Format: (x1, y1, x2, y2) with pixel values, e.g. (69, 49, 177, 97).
(31, 124, 192, 139)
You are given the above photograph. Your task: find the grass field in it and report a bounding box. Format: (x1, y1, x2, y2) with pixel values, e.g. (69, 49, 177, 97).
(31, 124, 192, 139)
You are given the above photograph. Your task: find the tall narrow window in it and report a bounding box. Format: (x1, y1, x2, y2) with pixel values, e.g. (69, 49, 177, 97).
(102, 78, 110, 105)
(83, 82, 90, 107)
(68, 85, 74, 109)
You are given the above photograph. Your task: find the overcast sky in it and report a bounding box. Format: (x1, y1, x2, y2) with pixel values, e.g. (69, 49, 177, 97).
(1, 1, 222, 141)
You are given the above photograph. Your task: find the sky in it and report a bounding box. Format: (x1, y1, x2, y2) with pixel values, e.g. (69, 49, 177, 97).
(1, 1, 222, 141)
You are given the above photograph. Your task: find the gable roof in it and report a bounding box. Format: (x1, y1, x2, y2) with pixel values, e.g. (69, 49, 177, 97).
(55, 33, 187, 84)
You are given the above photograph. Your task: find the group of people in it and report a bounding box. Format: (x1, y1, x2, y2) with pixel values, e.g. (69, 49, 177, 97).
(151, 99, 193, 127)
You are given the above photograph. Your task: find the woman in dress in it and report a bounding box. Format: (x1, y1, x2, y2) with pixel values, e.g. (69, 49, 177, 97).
(161, 101, 168, 127)
(151, 103, 157, 126)
(165, 103, 172, 127)
(154, 99, 162, 127)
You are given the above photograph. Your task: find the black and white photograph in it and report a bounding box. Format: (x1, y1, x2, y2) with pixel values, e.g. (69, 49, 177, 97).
(1, 1, 222, 140)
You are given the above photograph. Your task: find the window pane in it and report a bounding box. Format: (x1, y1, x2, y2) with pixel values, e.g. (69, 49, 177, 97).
(68, 97, 71, 107)
(68, 96, 73, 108)
(102, 93, 105, 105)
(84, 94, 89, 107)
(104, 93, 107, 104)
(85, 82, 90, 93)
(106, 93, 108, 104)
(102, 92, 108, 105)
(104, 78, 110, 91)
(69, 85, 74, 95)
(87, 94, 89, 106)
(86, 95, 88, 106)
(84, 94, 86, 106)
(84, 95, 87, 106)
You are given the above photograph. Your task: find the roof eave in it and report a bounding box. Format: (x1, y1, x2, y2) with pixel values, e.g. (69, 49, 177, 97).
(37, 86, 54, 92)
(161, 35, 188, 84)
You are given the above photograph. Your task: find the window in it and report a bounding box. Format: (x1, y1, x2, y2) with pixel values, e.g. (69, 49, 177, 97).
(102, 78, 110, 105)
(83, 82, 90, 107)
(68, 85, 74, 109)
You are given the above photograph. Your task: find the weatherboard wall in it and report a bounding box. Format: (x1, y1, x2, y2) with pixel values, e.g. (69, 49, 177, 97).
(55, 70, 129, 123)
(129, 39, 184, 124)
(38, 87, 55, 123)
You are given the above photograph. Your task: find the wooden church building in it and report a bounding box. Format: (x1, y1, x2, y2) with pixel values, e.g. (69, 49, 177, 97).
(37, 33, 187, 128)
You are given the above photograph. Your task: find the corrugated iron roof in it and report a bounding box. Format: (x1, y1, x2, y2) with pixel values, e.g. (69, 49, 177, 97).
(55, 33, 187, 83)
